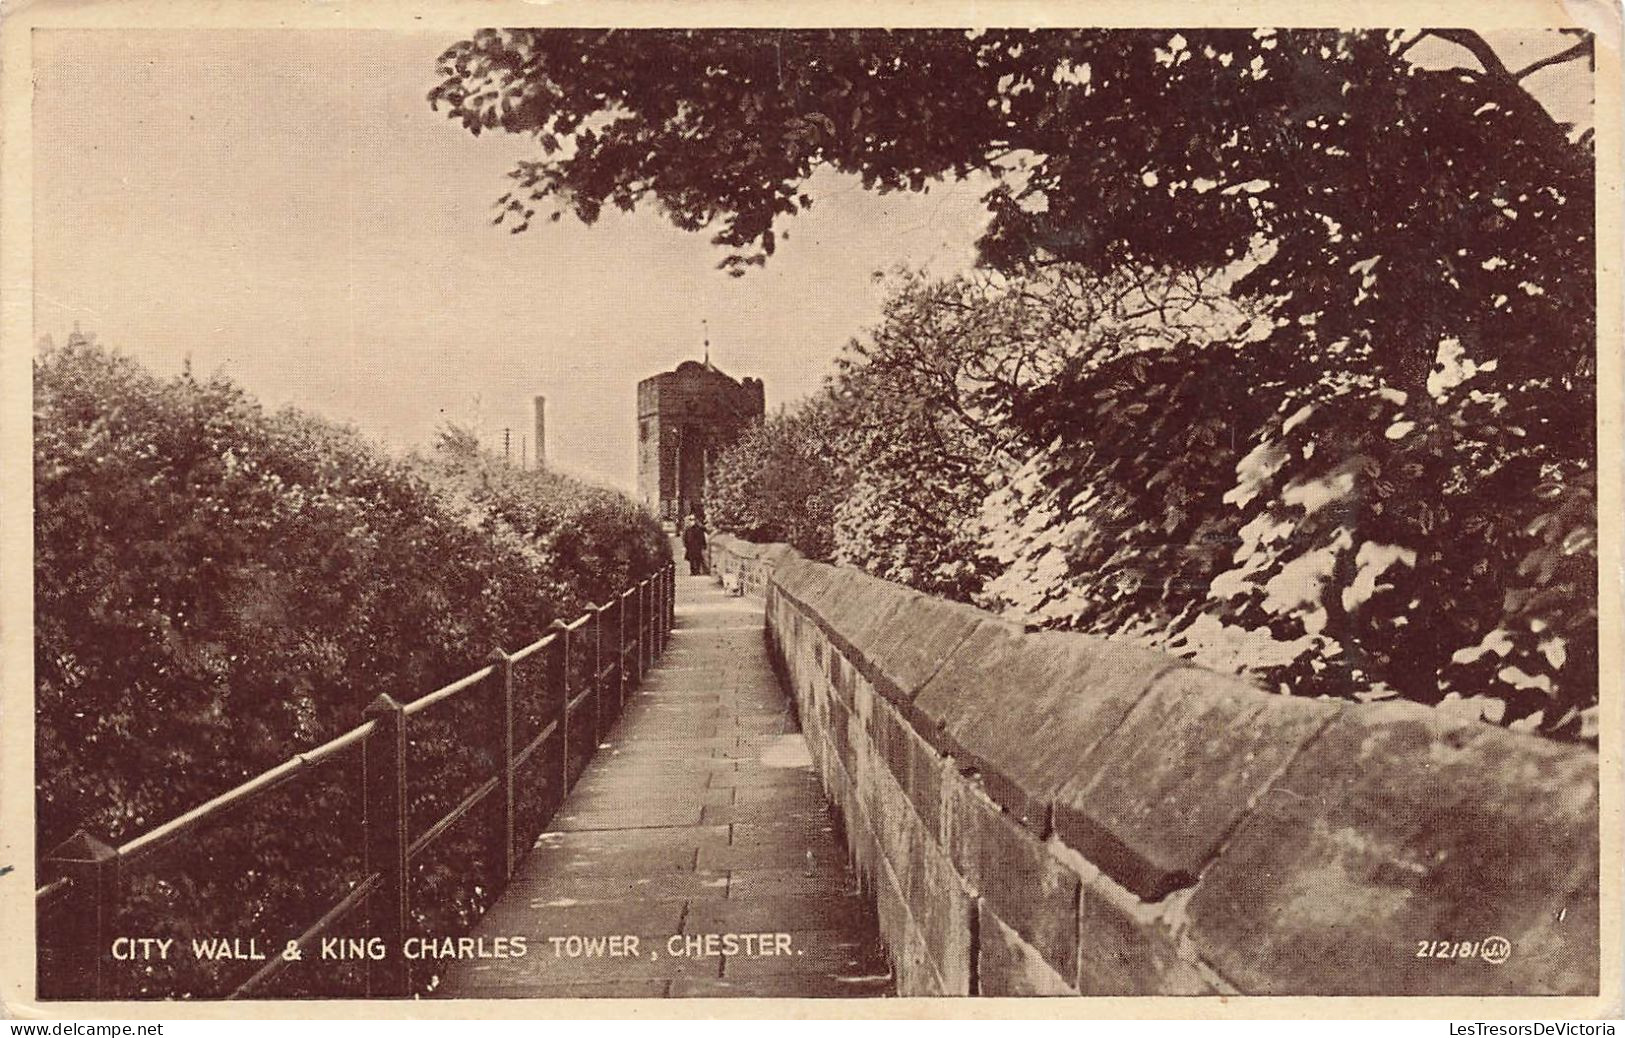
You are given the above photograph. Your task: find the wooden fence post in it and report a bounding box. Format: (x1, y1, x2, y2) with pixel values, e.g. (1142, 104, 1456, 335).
(43, 830, 119, 999)
(486, 648, 516, 883)
(362, 693, 411, 997)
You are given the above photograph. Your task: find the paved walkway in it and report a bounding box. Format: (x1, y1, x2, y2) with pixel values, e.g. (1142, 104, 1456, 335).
(439, 574, 893, 998)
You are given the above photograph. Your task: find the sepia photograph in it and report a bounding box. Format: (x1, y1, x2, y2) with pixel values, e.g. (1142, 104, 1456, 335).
(0, 0, 1617, 1017)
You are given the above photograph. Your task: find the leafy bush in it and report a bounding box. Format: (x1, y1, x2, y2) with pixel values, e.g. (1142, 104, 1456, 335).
(35, 333, 668, 996)
(411, 423, 672, 613)
(703, 397, 849, 560)
(825, 272, 1029, 600)
(985, 323, 1597, 737)
(708, 260, 1596, 740)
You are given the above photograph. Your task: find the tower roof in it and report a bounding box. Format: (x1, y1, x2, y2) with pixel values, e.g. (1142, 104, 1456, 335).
(653, 359, 749, 388)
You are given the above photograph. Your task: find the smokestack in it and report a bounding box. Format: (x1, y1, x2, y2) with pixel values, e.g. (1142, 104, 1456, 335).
(533, 395, 546, 469)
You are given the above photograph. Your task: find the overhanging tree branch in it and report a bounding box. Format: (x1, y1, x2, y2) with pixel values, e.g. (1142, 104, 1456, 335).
(1513, 36, 1594, 81)
(1419, 28, 1587, 149)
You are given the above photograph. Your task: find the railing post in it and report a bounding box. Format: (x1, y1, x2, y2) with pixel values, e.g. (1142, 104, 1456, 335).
(43, 830, 119, 999)
(655, 569, 666, 654)
(651, 570, 661, 657)
(639, 579, 650, 679)
(592, 604, 605, 737)
(629, 585, 640, 689)
(547, 619, 570, 797)
(362, 693, 411, 997)
(618, 589, 631, 706)
(656, 569, 666, 654)
(486, 648, 517, 883)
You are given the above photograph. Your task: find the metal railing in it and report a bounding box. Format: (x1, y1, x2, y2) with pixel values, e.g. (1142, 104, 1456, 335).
(35, 563, 677, 1000)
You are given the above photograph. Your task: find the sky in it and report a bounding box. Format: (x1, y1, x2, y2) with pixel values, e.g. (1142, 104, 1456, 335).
(32, 29, 1590, 493)
(32, 30, 992, 490)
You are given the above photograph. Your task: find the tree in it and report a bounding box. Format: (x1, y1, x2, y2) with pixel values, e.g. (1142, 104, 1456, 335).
(711, 252, 1598, 734)
(432, 29, 1596, 734)
(704, 398, 848, 559)
(428, 27, 1595, 491)
(429, 29, 1591, 372)
(34, 335, 670, 995)
(824, 265, 1250, 601)
(827, 270, 1036, 600)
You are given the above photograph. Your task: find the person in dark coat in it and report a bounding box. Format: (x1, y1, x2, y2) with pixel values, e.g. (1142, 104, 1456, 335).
(682, 515, 708, 576)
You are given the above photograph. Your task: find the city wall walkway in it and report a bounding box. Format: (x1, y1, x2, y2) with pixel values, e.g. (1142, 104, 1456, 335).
(440, 575, 893, 998)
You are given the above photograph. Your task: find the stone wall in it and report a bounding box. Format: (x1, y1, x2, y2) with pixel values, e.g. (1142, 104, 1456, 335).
(706, 535, 1601, 997)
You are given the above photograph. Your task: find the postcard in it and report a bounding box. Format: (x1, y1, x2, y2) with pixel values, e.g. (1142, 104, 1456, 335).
(1, 0, 1618, 1019)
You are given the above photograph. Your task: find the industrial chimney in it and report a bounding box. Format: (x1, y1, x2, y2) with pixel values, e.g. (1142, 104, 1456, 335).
(533, 395, 546, 469)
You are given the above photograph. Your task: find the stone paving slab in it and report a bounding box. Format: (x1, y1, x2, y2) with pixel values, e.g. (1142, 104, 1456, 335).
(697, 842, 833, 871)
(439, 575, 893, 999)
(729, 819, 842, 846)
(524, 843, 700, 877)
(681, 894, 877, 934)
(478, 901, 687, 939)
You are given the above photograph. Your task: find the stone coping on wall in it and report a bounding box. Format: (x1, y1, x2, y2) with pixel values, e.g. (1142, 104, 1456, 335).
(706, 534, 1601, 996)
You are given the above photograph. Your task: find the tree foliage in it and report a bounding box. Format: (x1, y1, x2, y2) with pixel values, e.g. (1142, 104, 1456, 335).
(35, 334, 668, 995)
(984, 290, 1598, 734)
(430, 27, 1592, 434)
(710, 256, 1597, 737)
(430, 28, 1590, 346)
(703, 395, 848, 559)
(434, 29, 1596, 735)
(826, 266, 1244, 600)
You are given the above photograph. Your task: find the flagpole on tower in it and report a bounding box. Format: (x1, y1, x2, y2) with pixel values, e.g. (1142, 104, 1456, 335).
(702, 319, 711, 368)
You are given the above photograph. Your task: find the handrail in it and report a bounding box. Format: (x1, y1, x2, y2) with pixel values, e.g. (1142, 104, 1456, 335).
(120, 717, 378, 864)
(402, 664, 496, 718)
(35, 876, 71, 904)
(510, 630, 557, 664)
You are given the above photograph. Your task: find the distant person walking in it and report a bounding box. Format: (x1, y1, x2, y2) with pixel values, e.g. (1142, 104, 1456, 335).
(682, 515, 708, 576)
